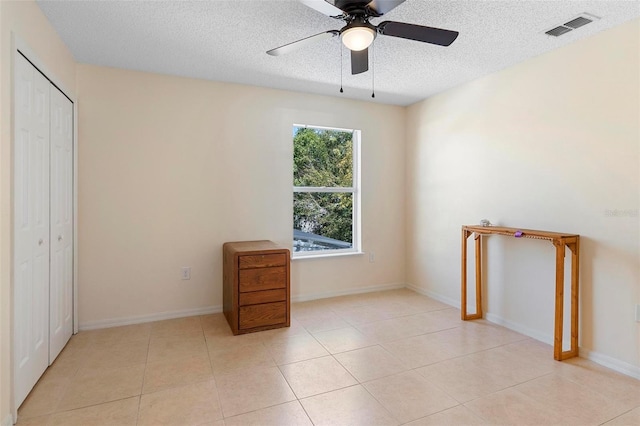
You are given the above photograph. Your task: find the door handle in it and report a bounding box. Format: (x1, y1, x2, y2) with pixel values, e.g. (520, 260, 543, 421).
(58, 235, 63, 242)
(38, 238, 43, 246)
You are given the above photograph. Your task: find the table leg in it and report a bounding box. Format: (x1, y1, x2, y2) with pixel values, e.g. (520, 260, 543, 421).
(461, 229, 482, 321)
(569, 239, 580, 358)
(554, 241, 566, 360)
(461, 229, 469, 320)
(475, 234, 483, 318)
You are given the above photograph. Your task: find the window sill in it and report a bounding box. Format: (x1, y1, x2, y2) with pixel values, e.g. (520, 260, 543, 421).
(292, 251, 364, 261)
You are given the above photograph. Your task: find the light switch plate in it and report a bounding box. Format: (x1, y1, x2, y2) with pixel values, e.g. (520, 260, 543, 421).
(181, 267, 191, 280)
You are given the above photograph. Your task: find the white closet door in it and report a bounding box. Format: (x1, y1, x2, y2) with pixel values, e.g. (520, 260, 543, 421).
(14, 54, 51, 407)
(49, 86, 73, 362)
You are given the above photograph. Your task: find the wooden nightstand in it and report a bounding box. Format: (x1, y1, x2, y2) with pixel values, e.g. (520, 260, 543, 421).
(223, 240, 290, 335)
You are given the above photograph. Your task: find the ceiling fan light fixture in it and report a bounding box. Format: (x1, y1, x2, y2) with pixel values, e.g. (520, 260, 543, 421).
(341, 25, 376, 51)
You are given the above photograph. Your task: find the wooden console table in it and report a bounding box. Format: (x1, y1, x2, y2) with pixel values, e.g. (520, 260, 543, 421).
(461, 225, 580, 360)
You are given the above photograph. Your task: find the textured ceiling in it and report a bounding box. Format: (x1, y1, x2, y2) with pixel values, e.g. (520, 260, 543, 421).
(36, 0, 640, 106)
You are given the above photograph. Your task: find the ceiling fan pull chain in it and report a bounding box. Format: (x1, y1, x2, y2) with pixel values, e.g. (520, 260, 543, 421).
(371, 43, 375, 98)
(340, 42, 344, 93)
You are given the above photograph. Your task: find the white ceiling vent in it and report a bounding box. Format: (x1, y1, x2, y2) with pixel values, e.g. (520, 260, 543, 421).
(544, 13, 600, 37)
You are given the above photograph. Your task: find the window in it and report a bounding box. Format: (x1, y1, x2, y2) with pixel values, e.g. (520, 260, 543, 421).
(293, 125, 361, 257)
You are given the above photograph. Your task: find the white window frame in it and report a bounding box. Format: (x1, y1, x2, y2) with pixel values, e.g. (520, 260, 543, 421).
(292, 124, 361, 259)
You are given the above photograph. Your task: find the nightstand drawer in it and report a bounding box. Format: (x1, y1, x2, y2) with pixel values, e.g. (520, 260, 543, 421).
(239, 253, 287, 269)
(239, 289, 287, 306)
(239, 266, 286, 292)
(239, 302, 287, 329)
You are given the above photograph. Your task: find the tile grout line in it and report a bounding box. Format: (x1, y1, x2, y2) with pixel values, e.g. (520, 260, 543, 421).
(199, 316, 226, 424)
(134, 330, 152, 425)
(597, 406, 639, 425)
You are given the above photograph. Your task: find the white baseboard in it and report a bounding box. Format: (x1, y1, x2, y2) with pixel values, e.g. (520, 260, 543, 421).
(2, 414, 13, 426)
(410, 284, 640, 380)
(407, 283, 481, 314)
(477, 312, 640, 380)
(405, 283, 459, 308)
(579, 347, 640, 380)
(485, 312, 640, 379)
(79, 305, 222, 331)
(79, 283, 405, 330)
(484, 312, 554, 346)
(291, 282, 405, 303)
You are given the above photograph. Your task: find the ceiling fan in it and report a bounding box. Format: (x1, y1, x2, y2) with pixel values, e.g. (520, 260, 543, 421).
(266, 0, 459, 75)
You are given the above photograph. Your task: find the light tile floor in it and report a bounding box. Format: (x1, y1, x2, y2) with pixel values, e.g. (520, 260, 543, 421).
(17, 289, 640, 425)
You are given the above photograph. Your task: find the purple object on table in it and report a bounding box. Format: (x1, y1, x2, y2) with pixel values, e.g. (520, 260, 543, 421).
(514, 230, 523, 237)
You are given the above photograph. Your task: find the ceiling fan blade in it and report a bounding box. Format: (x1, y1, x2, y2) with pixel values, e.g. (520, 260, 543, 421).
(378, 21, 459, 46)
(366, 0, 407, 15)
(351, 48, 369, 75)
(299, 0, 345, 17)
(267, 30, 339, 56)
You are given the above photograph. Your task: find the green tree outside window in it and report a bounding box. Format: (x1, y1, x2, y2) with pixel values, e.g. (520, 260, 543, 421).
(293, 127, 355, 250)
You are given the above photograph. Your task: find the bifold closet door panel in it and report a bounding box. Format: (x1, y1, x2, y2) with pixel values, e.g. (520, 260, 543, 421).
(13, 53, 51, 407)
(49, 86, 73, 362)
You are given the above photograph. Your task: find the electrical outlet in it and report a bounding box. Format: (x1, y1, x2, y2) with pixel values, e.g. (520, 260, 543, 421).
(635, 304, 640, 322)
(369, 252, 375, 263)
(181, 267, 191, 280)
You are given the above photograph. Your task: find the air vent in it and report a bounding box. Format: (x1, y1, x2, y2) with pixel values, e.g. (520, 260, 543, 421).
(545, 26, 573, 37)
(564, 16, 593, 29)
(544, 13, 599, 37)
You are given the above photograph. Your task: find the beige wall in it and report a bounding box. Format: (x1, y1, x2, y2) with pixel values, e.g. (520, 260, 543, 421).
(0, 1, 76, 421)
(76, 64, 406, 328)
(406, 19, 640, 372)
